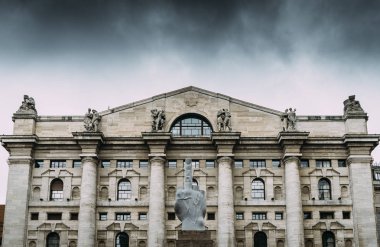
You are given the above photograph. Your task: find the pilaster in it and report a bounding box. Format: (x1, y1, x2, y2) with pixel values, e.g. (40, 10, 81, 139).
(73, 132, 104, 247)
(1, 135, 38, 247)
(344, 134, 379, 246)
(142, 132, 171, 247)
(212, 132, 240, 247)
(277, 131, 309, 247)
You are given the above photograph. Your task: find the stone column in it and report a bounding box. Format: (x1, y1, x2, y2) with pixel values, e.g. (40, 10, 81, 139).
(73, 132, 104, 247)
(217, 156, 235, 247)
(345, 134, 379, 246)
(142, 132, 171, 247)
(1, 136, 37, 247)
(77, 156, 98, 247)
(283, 156, 304, 247)
(147, 156, 166, 247)
(278, 131, 309, 247)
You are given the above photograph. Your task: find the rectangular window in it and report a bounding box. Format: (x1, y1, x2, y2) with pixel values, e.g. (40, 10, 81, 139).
(316, 160, 331, 168)
(304, 212, 312, 219)
(70, 213, 79, 220)
(207, 212, 215, 220)
(47, 213, 62, 220)
(252, 212, 267, 220)
(50, 160, 66, 168)
(320, 212, 334, 219)
(167, 160, 177, 169)
(117, 160, 133, 168)
(338, 160, 347, 167)
(343, 211, 351, 219)
(236, 212, 244, 220)
(192, 160, 200, 169)
(300, 160, 309, 168)
(116, 213, 131, 221)
(275, 212, 283, 220)
(31, 213, 39, 220)
(99, 212, 108, 221)
(101, 160, 110, 168)
(234, 160, 243, 168)
(168, 212, 176, 220)
(34, 160, 44, 168)
(272, 160, 281, 168)
(139, 160, 149, 168)
(206, 160, 215, 168)
(73, 160, 81, 168)
(374, 172, 380, 181)
(139, 212, 147, 220)
(250, 160, 266, 168)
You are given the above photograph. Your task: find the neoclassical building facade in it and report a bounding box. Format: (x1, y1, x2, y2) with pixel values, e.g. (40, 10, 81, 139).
(1, 87, 379, 247)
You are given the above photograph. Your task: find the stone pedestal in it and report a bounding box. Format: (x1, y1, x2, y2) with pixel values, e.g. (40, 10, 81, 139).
(176, 231, 214, 247)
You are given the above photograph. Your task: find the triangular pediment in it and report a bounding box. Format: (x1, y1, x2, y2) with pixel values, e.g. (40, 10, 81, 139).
(93, 86, 285, 137)
(309, 168, 340, 176)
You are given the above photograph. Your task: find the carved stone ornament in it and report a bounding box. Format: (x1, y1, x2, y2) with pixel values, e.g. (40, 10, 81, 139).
(343, 95, 364, 114)
(151, 109, 166, 132)
(16, 95, 37, 114)
(84, 108, 102, 132)
(282, 108, 296, 131)
(175, 158, 206, 231)
(217, 109, 232, 132)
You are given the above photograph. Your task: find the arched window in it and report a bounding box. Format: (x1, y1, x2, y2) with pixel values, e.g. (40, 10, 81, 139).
(170, 114, 212, 137)
(254, 231, 267, 247)
(115, 232, 129, 247)
(118, 179, 132, 200)
(50, 179, 64, 201)
(46, 232, 60, 247)
(322, 231, 335, 247)
(252, 179, 265, 199)
(319, 178, 332, 200)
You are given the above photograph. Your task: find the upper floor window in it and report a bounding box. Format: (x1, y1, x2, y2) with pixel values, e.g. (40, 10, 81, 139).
(338, 160, 346, 167)
(251, 178, 265, 199)
(116, 212, 131, 221)
(118, 179, 132, 200)
(191, 160, 200, 169)
(34, 160, 44, 168)
(117, 160, 133, 168)
(316, 160, 331, 168)
(250, 160, 266, 168)
(252, 212, 267, 220)
(374, 172, 380, 181)
(50, 179, 64, 201)
(50, 160, 66, 168)
(101, 160, 110, 168)
(73, 160, 81, 168)
(318, 178, 332, 200)
(171, 114, 212, 137)
(272, 160, 281, 168)
(234, 160, 243, 168)
(300, 159, 309, 168)
(167, 160, 177, 168)
(206, 160, 215, 168)
(139, 160, 149, 168)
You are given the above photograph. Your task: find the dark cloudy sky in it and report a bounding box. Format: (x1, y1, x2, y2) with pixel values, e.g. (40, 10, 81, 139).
(0, 0, 380, 203)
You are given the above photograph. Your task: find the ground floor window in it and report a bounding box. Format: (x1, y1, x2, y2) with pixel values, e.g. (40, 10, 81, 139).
(254, 231, 267, 247)
(46, 232, 60, 247)
(322, 231, 335, 247)
(116, 232, 129, 247)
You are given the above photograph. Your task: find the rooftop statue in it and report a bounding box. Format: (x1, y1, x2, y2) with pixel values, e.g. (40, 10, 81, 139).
(16, 95, 37, 114)
(344, 95, 364, 114)
(282, 108, 297, 131)
(151, 109, 166, 132)
(217, 108, 232, 132)
(84, 108, 102, 132)
(175, 158, 206, 231)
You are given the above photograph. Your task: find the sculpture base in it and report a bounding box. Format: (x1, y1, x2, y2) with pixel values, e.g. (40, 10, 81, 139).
(176, 231, 214, 247)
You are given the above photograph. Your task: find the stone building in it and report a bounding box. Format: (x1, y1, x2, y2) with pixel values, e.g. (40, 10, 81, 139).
(1, 87, 379, 247)
(372, 163, 380, 241)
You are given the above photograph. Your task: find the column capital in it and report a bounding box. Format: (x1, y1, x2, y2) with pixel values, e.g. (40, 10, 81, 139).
(347, 155, 373, 165)
(212, 132, 240, 156)
(142, 132, 171, 156)
(283, 156, 300, 164)
(217, 156, 234, 164)
(149, 156, 166, 165)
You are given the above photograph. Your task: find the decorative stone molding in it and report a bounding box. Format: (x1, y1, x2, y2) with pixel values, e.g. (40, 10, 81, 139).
(149, 156, 166, 165)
